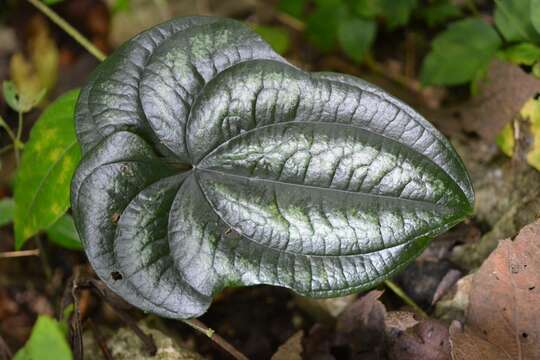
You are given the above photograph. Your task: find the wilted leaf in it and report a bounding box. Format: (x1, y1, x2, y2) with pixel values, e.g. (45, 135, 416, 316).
(46, 214, 82, 250)
(421, 19, 501, 86)
(496, 98, 540, 171)
(72, 17, 474, 319)
(0, 198, 14, 227)
(463, 220, 540, 359)
(494, 0, 540, 43)
(337, 17, 376, 62)
(3, 81, 46, 114)
(14, 90, 81, 249)
(13, 316, 72, 360)
(271, 331, 303, 360)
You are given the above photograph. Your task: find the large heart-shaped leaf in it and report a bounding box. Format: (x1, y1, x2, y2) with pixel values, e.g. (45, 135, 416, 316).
(71, 16, 474, 319)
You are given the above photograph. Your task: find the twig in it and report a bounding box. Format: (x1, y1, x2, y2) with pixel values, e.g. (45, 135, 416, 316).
(275, 12, 305, 32)
(83, 280, 157, 356)
(70, 269, 84, 360)
(114, 306, 158, 356)
(26, 0, 106, 61)
(88, 319, 113, 360)
(384, 279, 428, 318)
(0, 144, 13, 155)
(182, 319, 249, 360)
(364, 55, 421, 93)
(0, 333, 12, 360)
(35, 236, 52, 281)
(0, 249, 40, 258)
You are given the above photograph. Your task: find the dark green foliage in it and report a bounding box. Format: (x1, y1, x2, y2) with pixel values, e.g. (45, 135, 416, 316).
(421, 19, 501, 86)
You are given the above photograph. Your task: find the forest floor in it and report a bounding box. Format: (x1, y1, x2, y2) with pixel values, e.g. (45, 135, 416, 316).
(1, 1, 539, 359)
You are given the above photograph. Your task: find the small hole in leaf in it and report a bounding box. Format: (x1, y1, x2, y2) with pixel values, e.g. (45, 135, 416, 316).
(111, 212, 120, 223)
(529, 286, 535, 291)
(522, 332, 528, 339)
(111, 271, 123, 281)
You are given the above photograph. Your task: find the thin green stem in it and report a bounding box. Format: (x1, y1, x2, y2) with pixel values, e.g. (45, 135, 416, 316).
(16, 111, 23, 142)
(384, 279, 428, 318)
(0, 117, 16, 143)
(0, 144, 13, 155)
(26, 0, 106, 62)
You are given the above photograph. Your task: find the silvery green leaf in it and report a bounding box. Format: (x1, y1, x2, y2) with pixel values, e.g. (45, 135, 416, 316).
(72, 16, 474, 319)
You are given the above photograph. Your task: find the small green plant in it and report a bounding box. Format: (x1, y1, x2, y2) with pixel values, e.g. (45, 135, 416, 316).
(71, 17, 474, 319)
(421, 0, 540, 86)
(278, 0, 461, 62)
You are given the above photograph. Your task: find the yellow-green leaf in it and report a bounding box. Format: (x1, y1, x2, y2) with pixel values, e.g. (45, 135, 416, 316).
(496, 98, 540, 171)
(14, 90, 81, 249)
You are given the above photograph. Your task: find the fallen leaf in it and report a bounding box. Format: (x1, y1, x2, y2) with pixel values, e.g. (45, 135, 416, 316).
(387, 319, 451, 360)
(497, 98, 540, 172)
(271, 331, 303, 360)
(463, 220, 540, 359)
(384, 311, 419, 332)
(334, 290, 386, 358)
(449, 321, 509, 360)
(451, 60, 540, 142)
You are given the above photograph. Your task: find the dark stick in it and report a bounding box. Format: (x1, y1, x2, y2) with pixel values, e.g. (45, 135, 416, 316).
(58, 266, 84, 360)
(113, 306, 157, 356)
(84, 280, 157, 356)
(88, 319, 113, 360)
(182, 319, 249, 360)
(34, 236, 52, 281)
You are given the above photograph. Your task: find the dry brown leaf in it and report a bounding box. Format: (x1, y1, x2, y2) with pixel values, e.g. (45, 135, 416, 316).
(271, 331, 303, 360)
(387, 319, 451, 360)
(450, 321, 510, 360)
(334, 290, 386, 357)
(384, 311, 419, 332)
(453, 60, 540, 142)
(459, 220, 540, 359)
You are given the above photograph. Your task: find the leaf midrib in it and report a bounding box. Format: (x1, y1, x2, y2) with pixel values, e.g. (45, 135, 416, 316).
(196, 120, 470, 208)
(196, 167, 455, 212)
